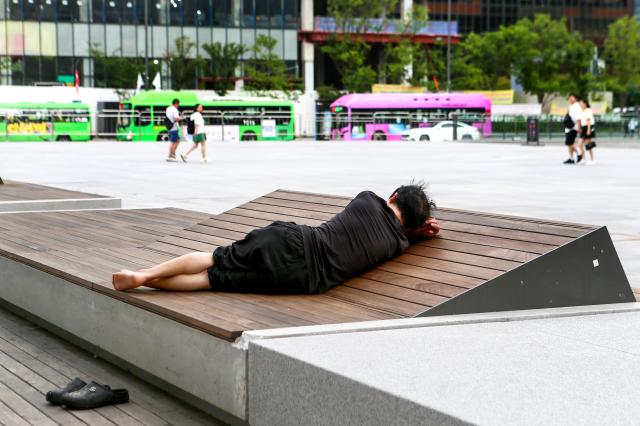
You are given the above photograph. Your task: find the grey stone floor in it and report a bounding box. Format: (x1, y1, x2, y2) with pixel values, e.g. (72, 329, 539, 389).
(0, 305, 223, 425)
(0, 140, 637, 285)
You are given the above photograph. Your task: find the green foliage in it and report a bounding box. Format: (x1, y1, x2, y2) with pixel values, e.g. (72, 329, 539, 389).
(91, 45, 160, 89)
(164, 36, 205, 90)
(509, 14, 594, 105)
(603, 16, 640, 105)
(316, 85, 343, 102)
(244, 34, 291, 92)
(202, 41, 247, 96)
(450, 14, 594, 104)
(321, 37, 376, 92)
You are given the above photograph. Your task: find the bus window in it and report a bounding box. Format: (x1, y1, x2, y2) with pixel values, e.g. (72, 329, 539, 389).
(264, 106, 291, 125)
(203, 110, 223, 125)
(152, 107, 165, 126)
(134, 107, 151, 126)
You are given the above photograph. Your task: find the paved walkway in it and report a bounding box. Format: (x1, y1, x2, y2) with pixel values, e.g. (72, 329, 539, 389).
(1, 140, 637, 286)
(0, 306, 222, 425)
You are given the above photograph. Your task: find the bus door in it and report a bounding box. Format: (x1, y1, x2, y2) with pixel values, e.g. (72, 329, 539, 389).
(133, 106, 153, 141)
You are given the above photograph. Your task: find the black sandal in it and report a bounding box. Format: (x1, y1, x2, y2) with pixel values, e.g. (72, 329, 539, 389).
(60, 381, 129, 410)
(46, 378, 87, 406)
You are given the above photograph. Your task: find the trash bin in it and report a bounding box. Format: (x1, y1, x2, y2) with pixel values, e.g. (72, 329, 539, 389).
(526, 116, 539, 144)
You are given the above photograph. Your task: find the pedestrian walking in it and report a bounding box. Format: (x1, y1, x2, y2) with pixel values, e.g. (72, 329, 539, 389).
(165, 98, 184, 162)
(579, 99, 596, 165)
(563, 94, 582, 164)
(628, 117, 638, 138)
(180, 104, 208, 163)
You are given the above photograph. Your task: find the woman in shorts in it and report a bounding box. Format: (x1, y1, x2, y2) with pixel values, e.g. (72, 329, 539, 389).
(580, 99, 596, 165)
(180, 104, 209, 163)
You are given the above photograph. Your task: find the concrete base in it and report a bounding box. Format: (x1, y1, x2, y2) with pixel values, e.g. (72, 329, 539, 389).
(0, 255, 247, 423)
(0, 197, 121, 213)
(248, 303, 640, 426)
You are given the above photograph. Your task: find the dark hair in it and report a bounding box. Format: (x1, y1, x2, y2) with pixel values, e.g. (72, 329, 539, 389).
(568, 94, 578, 100)
(195, 103, 202, 110)
(172, 98, 180, 105)
(391, 182, 436, 230)
(581, 99, 590, 108)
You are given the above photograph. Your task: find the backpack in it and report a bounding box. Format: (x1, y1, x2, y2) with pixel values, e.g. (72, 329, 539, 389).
(187, 116, 196, 135)
(563, 112, 574, 130)
(164, 115, 173, 131)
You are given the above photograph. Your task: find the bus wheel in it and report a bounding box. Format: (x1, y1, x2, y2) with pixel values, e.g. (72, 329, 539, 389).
(242, 132, 257, 141)
(373, 131, 386, 141)
(419, 134, 430, 141)
(56, 135, 71, 142)
(157, 132, 169, 142)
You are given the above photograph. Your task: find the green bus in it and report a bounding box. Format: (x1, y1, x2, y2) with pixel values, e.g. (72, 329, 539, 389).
(116, 91, 295, 142)
(0, 102, 91, 142)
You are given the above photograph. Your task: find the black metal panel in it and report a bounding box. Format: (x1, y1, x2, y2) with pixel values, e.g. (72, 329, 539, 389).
(416, 227, 634, 317)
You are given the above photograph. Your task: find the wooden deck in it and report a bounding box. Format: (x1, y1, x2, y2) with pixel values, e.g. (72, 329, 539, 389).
(0, 305, 222, 425)
(0, 189, 609, 342)
(0, 180, 106, 202)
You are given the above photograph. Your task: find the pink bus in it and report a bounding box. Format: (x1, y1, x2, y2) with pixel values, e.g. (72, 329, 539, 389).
(330, 93, 492, 141)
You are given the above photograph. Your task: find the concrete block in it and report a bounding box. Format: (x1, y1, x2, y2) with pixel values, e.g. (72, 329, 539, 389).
(0, 256, 247, 422)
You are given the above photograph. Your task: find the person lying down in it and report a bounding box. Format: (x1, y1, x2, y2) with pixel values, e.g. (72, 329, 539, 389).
(112, 183, 440, 294)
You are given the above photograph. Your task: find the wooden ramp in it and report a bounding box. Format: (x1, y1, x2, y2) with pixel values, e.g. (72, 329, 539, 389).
(0, 180, 121, 212)
(0, 189, 632, 342)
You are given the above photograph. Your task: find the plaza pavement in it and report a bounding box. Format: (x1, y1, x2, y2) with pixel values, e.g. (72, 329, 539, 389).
(0, 139, 637, 286)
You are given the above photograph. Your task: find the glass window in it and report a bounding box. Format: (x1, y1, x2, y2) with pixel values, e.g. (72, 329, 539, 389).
(24, 22, 40, 55)
(194, 0, 209, 26)
(168, 0, 182, 25)
(151, 26, 167, 57)
(134, 106, 151, 126)
(212, 0, 230, 26)
(242, 0, 254, 27)
(105, 0, 120, 23)
(90, 23, 105, 53)
(57, 0, 81, 22)
(255, 0, 268, 28)
(105, 24, 121, 54)
(41, 56, 57, 82)
(57, 23, 74, 56)
(73, 24, 90, 56)
(24, 0, 40, 20)
(283, 0, 297, 28)
(9, 0, 22, 19)
(269, 0, 282, 28)
(150, 0, 167, 24)
(0, 0, 5, 19)
(121, 25, 136, 56)
(78, 0, 89, 22)
(24, 57, 40, 85)
(121, 0, 137, 24)
(40, 0, 57, 21)
(92, 0, 104, 22)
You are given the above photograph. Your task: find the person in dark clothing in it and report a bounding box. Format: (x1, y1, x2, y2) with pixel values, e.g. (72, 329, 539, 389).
(112, 184, 439, 293)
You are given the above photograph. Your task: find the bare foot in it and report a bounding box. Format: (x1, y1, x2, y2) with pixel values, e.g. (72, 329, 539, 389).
(112, 270, 148, 291)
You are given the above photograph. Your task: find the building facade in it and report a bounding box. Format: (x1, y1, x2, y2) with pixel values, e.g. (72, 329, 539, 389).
(0, 0, 300, 87)
(424, 0, 632, 43)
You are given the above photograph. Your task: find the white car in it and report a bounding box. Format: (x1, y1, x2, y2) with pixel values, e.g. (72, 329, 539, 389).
(401, 121, 481, 142)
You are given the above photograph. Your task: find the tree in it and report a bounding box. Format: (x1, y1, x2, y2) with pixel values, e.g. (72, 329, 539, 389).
(510, 14, 594, 107)
(604, 16, 640, 106)
(322, 38, 377, 92)
(91, 46, 160, 89)
(202, 42, 246, 96)
(164, 36, 205, 90)
(244, 34, 292, 92)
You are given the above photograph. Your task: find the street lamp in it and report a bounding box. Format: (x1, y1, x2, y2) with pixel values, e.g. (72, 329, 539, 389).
(446, 0, 451, 92)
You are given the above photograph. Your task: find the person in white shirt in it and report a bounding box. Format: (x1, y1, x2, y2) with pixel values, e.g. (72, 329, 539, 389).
(579, 99, 596, 165)
(563, 94, 582, 164)
(165, 98, 184, 162)
(180, 103, 208, 163)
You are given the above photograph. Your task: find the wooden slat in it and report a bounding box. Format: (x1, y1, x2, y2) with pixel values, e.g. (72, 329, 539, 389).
(0, 188, 597, 343)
